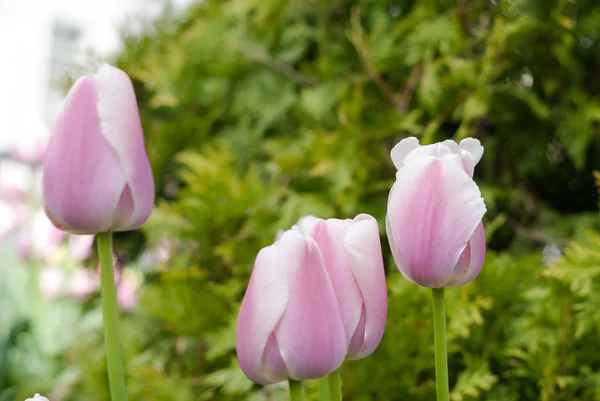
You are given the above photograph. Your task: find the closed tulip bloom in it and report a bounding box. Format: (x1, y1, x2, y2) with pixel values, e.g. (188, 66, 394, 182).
(25, 395, 49, 401)
(386, 137, 487, 288)
(43, 64, 154, 234)
(236, 230, 346, 385)
(292, 214, 387, 360)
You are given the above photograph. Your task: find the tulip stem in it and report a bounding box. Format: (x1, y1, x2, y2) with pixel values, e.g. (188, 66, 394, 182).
(432, 287, 449, 401)
(328, 368, 342, 401)
(289, 380, 303, 401)
(98, 232, 128, 401)
(318, 376, 330, 401)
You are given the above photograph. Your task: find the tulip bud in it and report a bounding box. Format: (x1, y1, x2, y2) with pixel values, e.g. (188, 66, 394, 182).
(236, 230, 347, 385)
(43, 64, 154, 234)
(292, 214, 387, 360)
(386, 137, 487, 288)
(25, 395, 49, 401)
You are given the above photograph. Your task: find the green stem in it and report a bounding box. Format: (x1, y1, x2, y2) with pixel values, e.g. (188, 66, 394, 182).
(328, 368, 342, 401)
(97, 232, 128, 401)
(318, 376, 330, 401)
(432, 288, 449, 401)
(289, 380, 303, 401)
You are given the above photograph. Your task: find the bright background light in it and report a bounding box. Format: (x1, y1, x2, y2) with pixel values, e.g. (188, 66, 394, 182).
(0, 0, 191, 151)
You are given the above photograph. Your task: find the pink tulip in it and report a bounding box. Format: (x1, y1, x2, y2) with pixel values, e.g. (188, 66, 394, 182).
(25, 395, 49, 401)
(291, 214, 387, 360)
(43, 64, 154, 234)
(386, 137, 487, 288)
(236, 230, 347, 384)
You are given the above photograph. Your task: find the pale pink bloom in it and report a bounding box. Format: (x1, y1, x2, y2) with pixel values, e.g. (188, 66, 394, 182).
(386, 137, 487, 288)
(236, 230, 347, 384)
(67, 267, 99, 300)
(117, 270, 139, 311)
(25, 394, 49, 401)
(19, 209, 66, 262)
(291, 214, 387, 360)
(10, 118, 49, 164)
(68, 234, 95, 262)
(0, 160, 33, 201)
(39, 265, 65, 299)
(0, 201, 19, 239)
(43, 64, 155, 234)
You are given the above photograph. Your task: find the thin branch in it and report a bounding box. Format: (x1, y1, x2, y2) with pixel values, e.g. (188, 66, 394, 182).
(349, 7, 420, 116)
(230, 43, 318, 87)
(507, 218, 565, 246)
(457, 0, 470, 36)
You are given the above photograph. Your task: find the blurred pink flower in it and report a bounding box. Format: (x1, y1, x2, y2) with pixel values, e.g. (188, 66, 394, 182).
(117, 270, 139, 311)
(38, 265, 65, 299)
(68, 234, 95, 262)
(10, 119, 49, 165)
(19, 209, 66, 262)
(0, 160, 33, 201)
(0, 201, 19, 239)
(67, 267, 99, 300)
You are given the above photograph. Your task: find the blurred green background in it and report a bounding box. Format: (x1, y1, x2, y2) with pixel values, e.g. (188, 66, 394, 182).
(3, 0, 600, 399)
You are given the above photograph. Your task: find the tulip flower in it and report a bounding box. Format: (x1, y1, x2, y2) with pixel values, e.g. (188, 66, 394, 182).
(291, 214, 387, 360)
(25, 395, 49, 401)
(43, 63, 154, 234)
(236, 230, 347, 385)
(386, 137, 486, 288)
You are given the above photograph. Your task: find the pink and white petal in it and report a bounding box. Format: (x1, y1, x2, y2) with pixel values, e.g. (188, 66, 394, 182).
(236, 235, 291, 385)
(390, 137, 420, 169)
(291, 215, 319, 236)
(459, 138, 484, 166)
(275, 235, 346, 380)
(401, 143, 454, 168)
(43, 76, 127, 234)
(441, 139, 459, 153)
(460, 150, 475, 177)
(386, 157, 486, 287)
(311, 219, 362, 346)
(94, 64, 154, 230)
(447, 222, 486, 287)
(343, 214, 387, 359)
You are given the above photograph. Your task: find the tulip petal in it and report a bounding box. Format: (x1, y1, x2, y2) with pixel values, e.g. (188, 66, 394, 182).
(390, 137, 420, 169)
(459, 138, 483, 166)
(447, 222, 486, 287)
(43, 77, 127, 234)
(236, 235, 290, 384)
(401, 143, 454, 168)
(292, 214, 319, 236)
(311, 219, 363, 346)
(275, 233, 346, 380)
(386, 156, 486, 287)
(343, 214, 387, 359)
(95, 64, 155, 230)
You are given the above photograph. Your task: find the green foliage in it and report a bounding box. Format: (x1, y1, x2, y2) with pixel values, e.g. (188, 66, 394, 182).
(6, 0, 600, 399)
